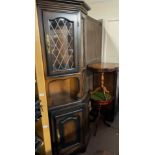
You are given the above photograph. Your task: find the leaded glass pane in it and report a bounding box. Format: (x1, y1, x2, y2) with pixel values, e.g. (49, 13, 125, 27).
(46, 17, 75, 73)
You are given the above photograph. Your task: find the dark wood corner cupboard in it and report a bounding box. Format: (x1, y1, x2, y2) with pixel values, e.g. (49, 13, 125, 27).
(36, 0, 102, 155)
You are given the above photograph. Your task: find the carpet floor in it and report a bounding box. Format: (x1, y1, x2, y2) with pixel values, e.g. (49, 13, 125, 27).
(77, 113, 119, 155)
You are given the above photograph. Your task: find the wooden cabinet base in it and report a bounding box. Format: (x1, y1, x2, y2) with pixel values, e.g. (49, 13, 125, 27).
(49, 95, 90, 155)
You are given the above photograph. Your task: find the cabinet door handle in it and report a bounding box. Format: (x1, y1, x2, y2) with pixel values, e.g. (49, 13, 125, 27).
(56, 129, 60, 143)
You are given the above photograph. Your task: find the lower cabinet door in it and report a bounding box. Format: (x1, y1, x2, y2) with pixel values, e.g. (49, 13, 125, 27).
(49, 105, 85, 155)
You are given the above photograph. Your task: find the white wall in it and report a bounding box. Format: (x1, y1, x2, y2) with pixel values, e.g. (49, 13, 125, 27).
(85, 0, 119, 63)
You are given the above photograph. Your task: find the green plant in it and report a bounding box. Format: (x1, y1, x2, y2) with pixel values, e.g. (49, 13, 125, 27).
(90, 91, 112, 101)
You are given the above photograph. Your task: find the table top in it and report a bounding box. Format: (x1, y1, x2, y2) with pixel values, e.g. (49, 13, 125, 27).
(87, 63, 119, 73)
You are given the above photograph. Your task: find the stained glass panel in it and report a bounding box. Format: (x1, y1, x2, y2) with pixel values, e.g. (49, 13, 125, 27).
(46, 17, 75, 73)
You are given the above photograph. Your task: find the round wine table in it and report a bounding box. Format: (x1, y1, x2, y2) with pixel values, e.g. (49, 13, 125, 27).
(87, 63, 119, 136)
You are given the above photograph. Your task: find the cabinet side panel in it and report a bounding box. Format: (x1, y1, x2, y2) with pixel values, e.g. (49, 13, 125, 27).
(85, 16, 102, 65)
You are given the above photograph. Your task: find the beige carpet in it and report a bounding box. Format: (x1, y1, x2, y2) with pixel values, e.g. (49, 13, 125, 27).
(78, 113, 119, 155)
(94, 150, 115, 155)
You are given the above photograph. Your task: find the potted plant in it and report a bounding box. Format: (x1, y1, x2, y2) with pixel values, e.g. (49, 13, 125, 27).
(90, 83, 113, 106)
(89, 87, 114, 128)
(91, 91, 112, 104)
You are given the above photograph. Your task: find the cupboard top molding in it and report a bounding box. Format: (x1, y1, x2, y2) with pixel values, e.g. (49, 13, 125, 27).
(36, 0, 91, 14)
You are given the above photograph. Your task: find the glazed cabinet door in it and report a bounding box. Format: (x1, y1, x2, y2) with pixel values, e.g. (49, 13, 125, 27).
(42, 11, 80, 76)
(49, 105, 86, 155)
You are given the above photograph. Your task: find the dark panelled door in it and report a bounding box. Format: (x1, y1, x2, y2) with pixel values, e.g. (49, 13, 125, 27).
(58, 115, 81, 148)
(49, 106, 84, 155)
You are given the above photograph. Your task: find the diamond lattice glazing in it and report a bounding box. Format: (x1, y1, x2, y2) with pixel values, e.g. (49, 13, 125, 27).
(47, 17, 75, 72)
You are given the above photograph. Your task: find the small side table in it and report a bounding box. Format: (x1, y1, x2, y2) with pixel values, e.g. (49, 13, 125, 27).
(87, 63, 119, 136)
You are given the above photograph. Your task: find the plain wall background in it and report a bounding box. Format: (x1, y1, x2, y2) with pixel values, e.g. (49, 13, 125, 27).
(85, 0, 119, 63)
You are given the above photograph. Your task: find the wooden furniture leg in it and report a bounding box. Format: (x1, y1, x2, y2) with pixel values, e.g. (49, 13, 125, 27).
(94, 105, 101, 136)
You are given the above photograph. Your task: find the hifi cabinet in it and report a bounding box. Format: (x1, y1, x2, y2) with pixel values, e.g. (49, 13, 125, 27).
(35, 0, 102, 155)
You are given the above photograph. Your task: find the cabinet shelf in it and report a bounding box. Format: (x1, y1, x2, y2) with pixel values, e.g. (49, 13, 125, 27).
(47, 76, 81, 107)
(48, 93, 80, 107)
